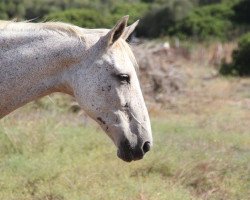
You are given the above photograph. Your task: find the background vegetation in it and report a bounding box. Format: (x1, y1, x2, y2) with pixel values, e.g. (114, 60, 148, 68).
(0, 0, 249, 40)
(220, 33, 250, 76)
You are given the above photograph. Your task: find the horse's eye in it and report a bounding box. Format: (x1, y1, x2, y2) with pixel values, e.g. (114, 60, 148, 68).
(117, 74, 130, 84)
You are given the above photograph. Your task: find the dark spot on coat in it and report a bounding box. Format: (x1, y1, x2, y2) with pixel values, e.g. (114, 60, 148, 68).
(108, 85, 111, 91)
(97, 117, 106, 125)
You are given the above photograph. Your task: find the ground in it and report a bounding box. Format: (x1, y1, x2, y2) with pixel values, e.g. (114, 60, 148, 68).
(0, 41, 249, 200)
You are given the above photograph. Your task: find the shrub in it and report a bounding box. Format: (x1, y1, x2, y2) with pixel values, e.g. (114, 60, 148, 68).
(137, 0, 194, 38)
(46, 8, 112, 28)
(111, 2, 150, 24)
(46, 3, 150, 29)
(136, 6, 176, 38)
(0, 2, 8, 20)
(172, 3, 234, 40)
(198, 0, 222, 6)
(220, 33, 250, 76)
(232, 0, 250, 25)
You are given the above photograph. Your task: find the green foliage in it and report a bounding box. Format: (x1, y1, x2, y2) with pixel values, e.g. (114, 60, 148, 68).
(0, 2, 8, 19)
(172, 3, 234, 40)
(232, 0, 250, 25)
(136, 0, 245, 40)
(46, 8, 111, 28)
(0, 0, 143, 21)
(0, 0, 249, 40)
(110, 2, 150, 24)
(198, 0, 222, 6)
(137, 0, 194, 38)
(137, 6, 176, 38)
(220, 33, 250, 76)
(46, 3, 150, 29)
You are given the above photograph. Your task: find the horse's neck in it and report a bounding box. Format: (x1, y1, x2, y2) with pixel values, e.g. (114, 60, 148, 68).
(0, 30, 84, 118)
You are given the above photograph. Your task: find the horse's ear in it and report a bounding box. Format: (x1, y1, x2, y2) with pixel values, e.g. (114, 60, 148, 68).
(104, 16, 129, 47)
(122, 20, 139, 40)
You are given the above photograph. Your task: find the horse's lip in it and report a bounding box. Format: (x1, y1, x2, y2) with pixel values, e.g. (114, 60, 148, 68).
(117, 149, 133, 162)
(117, 149, 144, 162)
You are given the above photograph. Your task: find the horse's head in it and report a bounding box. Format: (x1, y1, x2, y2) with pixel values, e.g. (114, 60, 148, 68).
(68, 16, 152, 162)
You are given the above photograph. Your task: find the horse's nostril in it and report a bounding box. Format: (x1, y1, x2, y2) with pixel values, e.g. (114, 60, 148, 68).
(142, 141, 151, 153)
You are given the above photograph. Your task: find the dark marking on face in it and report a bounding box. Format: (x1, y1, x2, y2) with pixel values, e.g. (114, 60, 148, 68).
(97, 117, 106, 125)
(102, 87, 105, 91)
(129, 115, 133, 122)
(122, 103, 132, 122)
(108, 85, 111, 91)
(106, 126, 109, 131)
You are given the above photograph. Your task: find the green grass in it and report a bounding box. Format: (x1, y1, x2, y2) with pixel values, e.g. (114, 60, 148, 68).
(0, 97, 249, 200)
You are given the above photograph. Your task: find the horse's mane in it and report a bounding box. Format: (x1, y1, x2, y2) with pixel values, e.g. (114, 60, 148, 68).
(0, 20, 138, 70)
(0, 20, 85, 38)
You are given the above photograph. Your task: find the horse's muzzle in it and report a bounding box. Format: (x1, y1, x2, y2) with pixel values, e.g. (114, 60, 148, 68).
(117, 140, 151, 162)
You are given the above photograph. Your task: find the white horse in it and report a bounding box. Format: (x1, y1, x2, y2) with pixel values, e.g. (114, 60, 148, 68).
(0, 16, 152, 162)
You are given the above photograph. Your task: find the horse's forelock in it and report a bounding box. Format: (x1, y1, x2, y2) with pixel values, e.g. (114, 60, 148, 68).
(113, 39, 139, 72)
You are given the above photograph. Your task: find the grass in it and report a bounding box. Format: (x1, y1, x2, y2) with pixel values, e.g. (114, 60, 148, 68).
(0, 91, 249, 200)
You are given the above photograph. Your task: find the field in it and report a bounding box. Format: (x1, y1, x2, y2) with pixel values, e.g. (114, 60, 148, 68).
(0, 42, 250, 200)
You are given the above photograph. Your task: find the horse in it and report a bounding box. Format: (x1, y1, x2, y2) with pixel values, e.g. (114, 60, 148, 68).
(0, 16, 152, 162)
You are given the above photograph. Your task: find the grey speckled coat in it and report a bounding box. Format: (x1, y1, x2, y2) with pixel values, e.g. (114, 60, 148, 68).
(0, 16, 152, 162)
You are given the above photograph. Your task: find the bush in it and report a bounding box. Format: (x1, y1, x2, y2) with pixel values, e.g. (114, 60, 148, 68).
(172, 3, 234, 40)
(137, 0, 194, 38)
(46, 3, 150, 29)
(0, 2, 8, 19)
(232, 0, 250, 25)
(198, 0, 222, 6)
(220, 33, 250, 76)
(136, 6, 176, 38)
(111, 2, 150, 24)
(46, 8, 112, 28)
